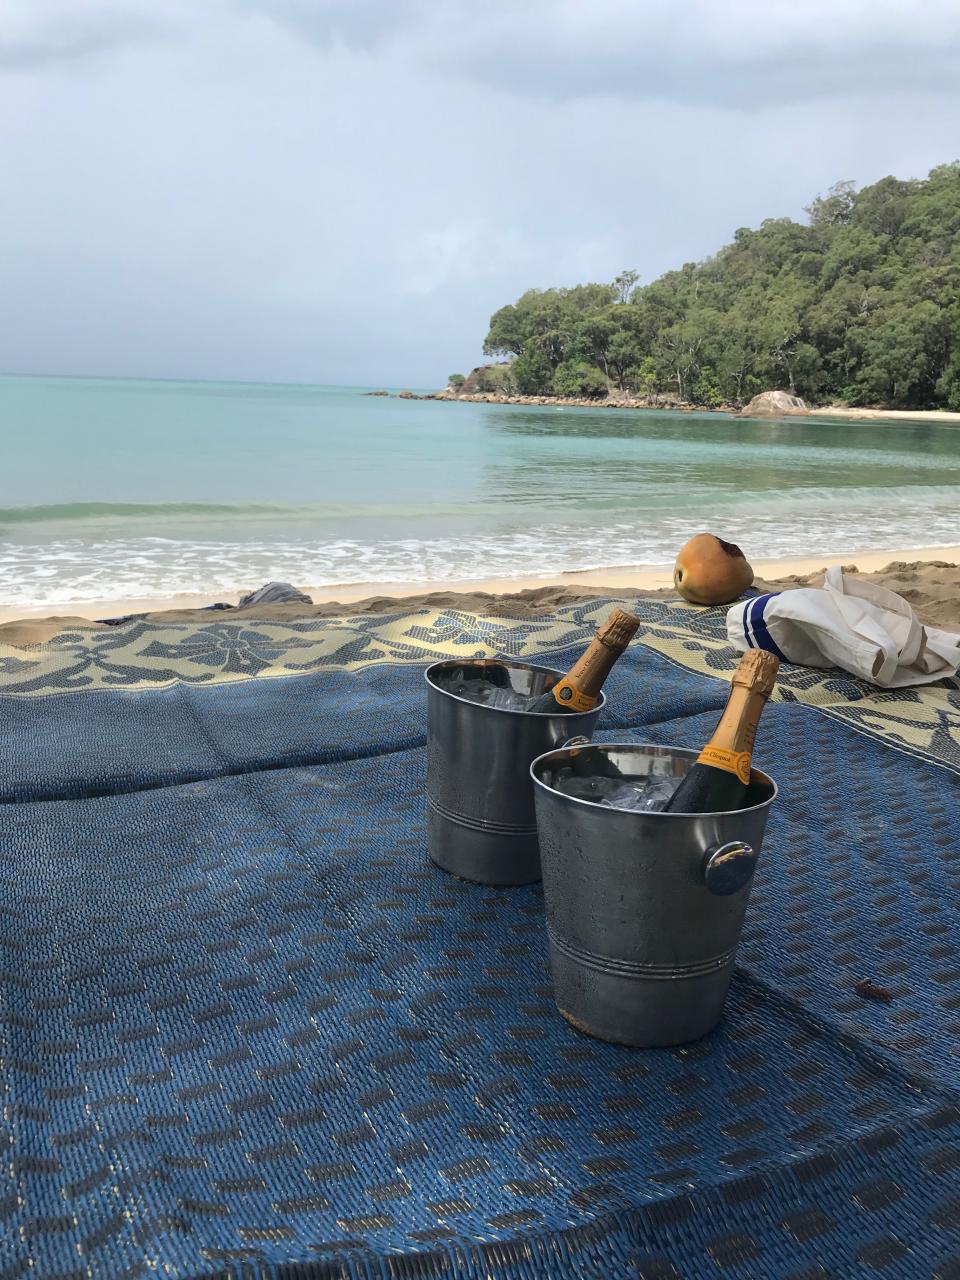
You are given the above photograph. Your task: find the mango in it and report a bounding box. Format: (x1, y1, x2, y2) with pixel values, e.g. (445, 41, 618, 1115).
(674, 533, 754, 605)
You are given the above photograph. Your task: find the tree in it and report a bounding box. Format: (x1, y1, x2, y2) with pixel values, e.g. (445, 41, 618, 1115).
(475, 364, 516, 394)
(510, 349, 555, 395)
(448, 373, 465, 389)
(483, 303, 530, 357)
(847, 300, 951, 405)
(937, 348, 960, 410)
(805, 179, 856, 227)
(654, 319, 705, 402)
(552, 361, 608, 398)
(851, 175, 914, 238)
(570, 314, 616, 376)
(689, 365, 725, 407)
(756, 291, 811, 395)
(625, 357, 661, 397)
(605, 329, 644, 391)
(613, 268, 640, 304)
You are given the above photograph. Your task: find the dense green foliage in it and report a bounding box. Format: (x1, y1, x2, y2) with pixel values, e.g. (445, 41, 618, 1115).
(473, 364, 516, 394)
(551, 359, 608, 397)
(481, 165, 960, 409)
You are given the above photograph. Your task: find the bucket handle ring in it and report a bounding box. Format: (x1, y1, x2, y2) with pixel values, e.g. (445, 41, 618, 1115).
(703, 841, 757, 895)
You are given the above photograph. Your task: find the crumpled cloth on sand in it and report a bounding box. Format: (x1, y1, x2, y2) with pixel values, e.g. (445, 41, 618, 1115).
(238, 581, 313, 608)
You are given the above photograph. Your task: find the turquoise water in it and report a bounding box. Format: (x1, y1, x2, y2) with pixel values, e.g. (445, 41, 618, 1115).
(2, 374, 960, 607)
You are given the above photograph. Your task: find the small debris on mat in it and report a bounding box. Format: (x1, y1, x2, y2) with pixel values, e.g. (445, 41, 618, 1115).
(855, 979, 894, 1003)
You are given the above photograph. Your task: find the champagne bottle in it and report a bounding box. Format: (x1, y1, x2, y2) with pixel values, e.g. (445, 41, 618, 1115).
(529, 607, 641, 714)
(663, 649, 779, 813)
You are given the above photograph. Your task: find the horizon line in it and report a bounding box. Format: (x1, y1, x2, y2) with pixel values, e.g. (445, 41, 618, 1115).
(0, 370, 441, 393)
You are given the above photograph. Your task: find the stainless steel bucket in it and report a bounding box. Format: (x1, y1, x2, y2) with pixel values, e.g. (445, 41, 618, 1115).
(531, 742, 777, 1046)
(425, 659, 605, 886)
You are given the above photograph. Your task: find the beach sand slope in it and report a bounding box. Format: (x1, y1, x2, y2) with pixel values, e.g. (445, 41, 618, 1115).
(2, 556, 958, 647)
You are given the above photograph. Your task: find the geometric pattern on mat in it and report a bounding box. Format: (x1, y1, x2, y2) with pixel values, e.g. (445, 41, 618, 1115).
(2, 594, 959, 771)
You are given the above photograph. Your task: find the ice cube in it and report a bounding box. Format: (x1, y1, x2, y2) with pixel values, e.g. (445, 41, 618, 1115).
(617, 777, 681, 812)
(552, 774, 610, 802)
(447, 675, 534, 711)
(553, 772, 680, 812)
(480, 686, 536, 711)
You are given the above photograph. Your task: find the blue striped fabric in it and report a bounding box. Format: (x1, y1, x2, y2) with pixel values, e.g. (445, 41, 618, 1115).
(740, 592, 788, 661)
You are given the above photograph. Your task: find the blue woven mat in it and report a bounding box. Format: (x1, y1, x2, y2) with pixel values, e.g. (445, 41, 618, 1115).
(2, 598, 960, 1277)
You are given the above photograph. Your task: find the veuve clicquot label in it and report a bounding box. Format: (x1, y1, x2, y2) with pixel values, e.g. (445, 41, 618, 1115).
(696, 744, 753, 786)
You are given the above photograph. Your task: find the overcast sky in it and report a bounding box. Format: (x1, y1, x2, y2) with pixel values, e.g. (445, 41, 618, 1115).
(2, 0, 960, 387)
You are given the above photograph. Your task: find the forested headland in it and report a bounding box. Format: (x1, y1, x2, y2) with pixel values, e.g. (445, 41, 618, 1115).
(452, 165, 960, 411)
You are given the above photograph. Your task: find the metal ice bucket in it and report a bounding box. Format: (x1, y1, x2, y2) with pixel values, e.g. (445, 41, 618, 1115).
(531, 742, 777, 1047)
(425, 659, 605, 886)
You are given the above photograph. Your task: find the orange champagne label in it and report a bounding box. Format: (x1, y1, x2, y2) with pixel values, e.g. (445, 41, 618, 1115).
(549, 679, 597, 713)
(697, 745, 752, 785)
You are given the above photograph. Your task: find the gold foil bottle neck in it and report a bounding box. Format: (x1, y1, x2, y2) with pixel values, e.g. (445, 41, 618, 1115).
(730, 648, 780, 697)
(595, 607, 642, 652)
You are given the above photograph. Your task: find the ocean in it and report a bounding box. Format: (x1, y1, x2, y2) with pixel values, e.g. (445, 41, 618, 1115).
(2, 374, 960, 608)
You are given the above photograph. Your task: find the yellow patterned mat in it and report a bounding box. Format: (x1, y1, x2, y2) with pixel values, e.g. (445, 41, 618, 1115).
(2, 596, 958, 770)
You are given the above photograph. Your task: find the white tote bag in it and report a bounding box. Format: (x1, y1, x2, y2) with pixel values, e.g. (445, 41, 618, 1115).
(726, 566, 960, 688)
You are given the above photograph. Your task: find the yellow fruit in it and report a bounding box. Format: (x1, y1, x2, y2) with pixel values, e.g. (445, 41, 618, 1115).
(674, 533, 754, 605)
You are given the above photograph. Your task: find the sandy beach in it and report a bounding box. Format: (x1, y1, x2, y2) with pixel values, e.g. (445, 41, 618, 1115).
(804, 406, 960, 423)
(3, 547, 959, 645)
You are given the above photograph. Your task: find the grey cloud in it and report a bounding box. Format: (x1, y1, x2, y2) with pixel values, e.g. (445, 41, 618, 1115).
(0, 2, 183, 72)
(233, 0, 425, 52)
(8, 1, 960, 107)
(245, 0, 960, 109)
(455, 42, 960, 111)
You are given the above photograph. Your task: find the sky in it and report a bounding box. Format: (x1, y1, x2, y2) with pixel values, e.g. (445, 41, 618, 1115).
(2, 0, 960, 388)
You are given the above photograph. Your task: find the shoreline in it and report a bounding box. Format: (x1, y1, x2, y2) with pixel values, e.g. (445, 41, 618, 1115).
(415, 390, 960, 424)
(2, 545, 958, 628)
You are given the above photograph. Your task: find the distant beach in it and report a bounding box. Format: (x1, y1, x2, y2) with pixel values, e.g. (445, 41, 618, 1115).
(426, 387, 960, 425)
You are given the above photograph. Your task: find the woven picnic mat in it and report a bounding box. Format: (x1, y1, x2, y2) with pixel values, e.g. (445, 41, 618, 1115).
(1, 598, 959, 1277)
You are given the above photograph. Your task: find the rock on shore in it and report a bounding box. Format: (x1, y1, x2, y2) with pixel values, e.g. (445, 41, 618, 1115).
(740, 390, 808, 417)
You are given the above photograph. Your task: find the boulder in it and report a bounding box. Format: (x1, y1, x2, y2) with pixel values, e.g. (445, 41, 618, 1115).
(740, 390, 808, 417)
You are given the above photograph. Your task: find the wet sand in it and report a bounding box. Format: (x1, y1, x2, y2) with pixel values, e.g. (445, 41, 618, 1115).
(2, 548, 959, 647)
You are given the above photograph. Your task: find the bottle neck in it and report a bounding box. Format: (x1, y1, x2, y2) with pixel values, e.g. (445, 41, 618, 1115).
(697, 684, 769, 784)
(550, 637, 624, 711)
(565, 637, 624, 698)
(548, 608, 640, 712)
(711, 683, 767, 754)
